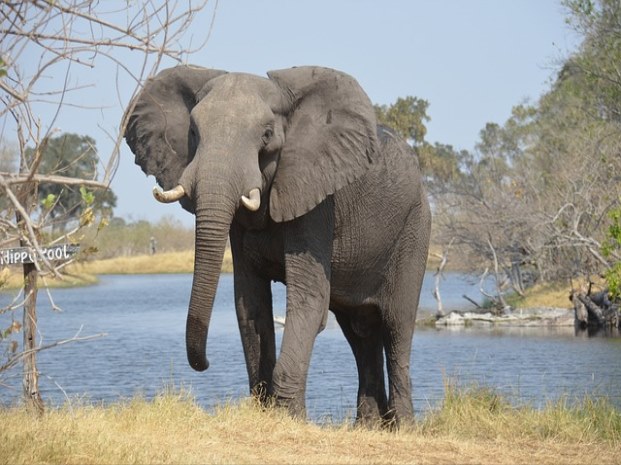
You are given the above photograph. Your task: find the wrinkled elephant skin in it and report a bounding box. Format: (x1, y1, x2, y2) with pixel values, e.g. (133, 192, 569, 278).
(123, 65, 431, 426)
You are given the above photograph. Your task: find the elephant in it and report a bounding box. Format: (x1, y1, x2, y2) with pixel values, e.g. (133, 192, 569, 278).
(123, 65, 431, 425)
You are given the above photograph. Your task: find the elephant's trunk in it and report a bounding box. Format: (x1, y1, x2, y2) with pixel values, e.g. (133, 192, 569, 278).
(185, 178, 237, 372)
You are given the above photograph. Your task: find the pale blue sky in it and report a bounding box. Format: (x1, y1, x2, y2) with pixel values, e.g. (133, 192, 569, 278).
(23, 0, 581, 226)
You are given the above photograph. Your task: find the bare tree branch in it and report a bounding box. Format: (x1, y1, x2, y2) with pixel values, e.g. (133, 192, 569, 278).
(0, 0, 215, 409)
(0, 330, 107, 374)
(0, 171, 109, 189)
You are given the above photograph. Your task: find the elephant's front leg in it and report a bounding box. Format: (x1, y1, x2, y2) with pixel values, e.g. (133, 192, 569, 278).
(230, 229, 276, 402)
(272, 206, 333, 418)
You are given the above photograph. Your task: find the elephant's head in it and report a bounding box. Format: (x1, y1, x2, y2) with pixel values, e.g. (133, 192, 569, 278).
(123, 65, 379, 372)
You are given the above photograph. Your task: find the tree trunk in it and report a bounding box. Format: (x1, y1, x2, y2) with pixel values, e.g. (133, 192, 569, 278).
(432, 239, 454, 318)
(21, 260, 44, 413)
(16, 180, 44, 414)
(572, 290, 620, 331)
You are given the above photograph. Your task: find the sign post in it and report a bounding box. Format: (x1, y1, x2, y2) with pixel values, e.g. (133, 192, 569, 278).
(1, 242, 79, 414)
(0, 244, 80, 266)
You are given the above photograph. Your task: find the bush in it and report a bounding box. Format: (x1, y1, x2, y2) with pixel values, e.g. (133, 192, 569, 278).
(81, 215, 194, 259)
(602, 205, 621, 299)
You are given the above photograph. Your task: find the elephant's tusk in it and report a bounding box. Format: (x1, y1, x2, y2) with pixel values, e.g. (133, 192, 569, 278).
(241, 188, 261, 211)
(153, 185, 185, 203)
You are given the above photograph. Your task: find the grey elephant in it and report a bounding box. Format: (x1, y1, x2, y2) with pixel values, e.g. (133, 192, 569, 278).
(123, 65, 431, 425)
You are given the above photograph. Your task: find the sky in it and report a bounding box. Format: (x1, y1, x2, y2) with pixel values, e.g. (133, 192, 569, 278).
(15, 0, 581, 227)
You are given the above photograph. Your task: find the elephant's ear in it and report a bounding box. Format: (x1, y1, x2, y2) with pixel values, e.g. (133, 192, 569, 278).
(267, 66, 380, 222)
(123, 65, 227, 192)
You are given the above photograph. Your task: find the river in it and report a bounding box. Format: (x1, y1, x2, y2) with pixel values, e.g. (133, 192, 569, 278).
(1, 272, 620, 421)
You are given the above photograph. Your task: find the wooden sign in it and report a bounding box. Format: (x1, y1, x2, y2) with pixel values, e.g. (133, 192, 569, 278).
(0, 244, 80, 266)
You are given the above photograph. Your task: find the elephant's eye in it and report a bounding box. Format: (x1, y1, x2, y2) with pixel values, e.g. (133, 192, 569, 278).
(262, 128, 274, 145)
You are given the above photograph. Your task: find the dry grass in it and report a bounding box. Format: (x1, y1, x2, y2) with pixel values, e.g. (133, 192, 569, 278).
(71, 250, 196, 275)
(0, 250, 234, 291)
(509, 276, 612, 309)
(1, 386, 619, 465)
(0, 266, 98, 290)
(508, 282, 573, 309)
(71, 249, 233, 275)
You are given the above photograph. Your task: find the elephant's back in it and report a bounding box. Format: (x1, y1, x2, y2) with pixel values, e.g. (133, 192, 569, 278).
(334, 124, 425, 241)
(330, 129, 427, 301)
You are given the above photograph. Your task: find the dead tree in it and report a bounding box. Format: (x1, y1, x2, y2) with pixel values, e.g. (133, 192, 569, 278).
(432, 239, 454, 318)
(0, 0, 213, 412)
(571, 287, 620, 330)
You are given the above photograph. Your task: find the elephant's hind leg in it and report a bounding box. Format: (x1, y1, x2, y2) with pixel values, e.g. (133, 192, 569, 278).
(381, 205, 431, 426)
(382, 316, 415, 425)
(333, 307, 388, 427)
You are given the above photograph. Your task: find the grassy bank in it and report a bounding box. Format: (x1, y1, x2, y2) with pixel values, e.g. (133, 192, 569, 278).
(71, 249, 233, 275)
(1, 386, 619, 465)
(507, 281, 572, 309)
(0, 250, 233, 290)
(0, 267, 98, 290)
(1, 249, 574, 309)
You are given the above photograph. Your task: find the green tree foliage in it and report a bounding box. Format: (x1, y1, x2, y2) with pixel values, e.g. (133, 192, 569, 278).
(602, 205, 621, 298)
(32, 133, 117, 228)
(435, 0, 621, 297)
(374, 97, 464, 188)
(84, 215, 194, 258)
(374, 96, 430, 145)
(565, 0, 621, 121)
(425, 143, 467, 185)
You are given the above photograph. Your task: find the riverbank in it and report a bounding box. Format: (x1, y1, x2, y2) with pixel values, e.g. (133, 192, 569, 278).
(1, 387, 619, 465)
(71, 249, 232, 275)
(0, 250, 233, 290)
(434, 307, 575, 327)
(1, 250, 575, 313)
(0, 267, 98, 290)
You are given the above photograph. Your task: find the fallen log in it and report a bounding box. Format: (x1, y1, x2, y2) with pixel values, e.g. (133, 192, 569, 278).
(571, 289, 620, 330)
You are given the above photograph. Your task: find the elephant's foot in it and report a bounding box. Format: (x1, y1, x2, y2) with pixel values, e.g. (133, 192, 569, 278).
(274, 395, 307, 420)
(354, 396, 390, 429)
(250, 381, 273, 408)
(354, 415, 386, 429)
(355, 403, 417, 430)
(384, 402, 416, 431)
(389, 414, 416, 431)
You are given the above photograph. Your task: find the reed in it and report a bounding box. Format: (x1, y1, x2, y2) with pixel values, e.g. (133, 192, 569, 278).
(418, 380, 621, 443)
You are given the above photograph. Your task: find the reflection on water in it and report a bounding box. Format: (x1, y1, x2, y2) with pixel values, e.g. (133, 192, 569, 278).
(576, 325, 621, 338)
(1, 273, 620, 422)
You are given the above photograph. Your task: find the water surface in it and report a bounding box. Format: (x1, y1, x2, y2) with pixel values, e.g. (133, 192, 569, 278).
(1, 273, 619, 421)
